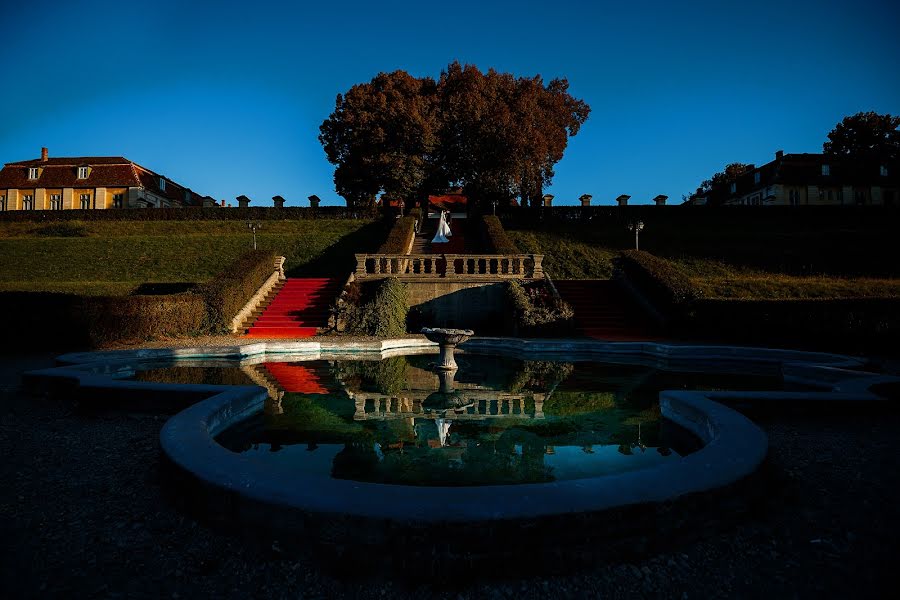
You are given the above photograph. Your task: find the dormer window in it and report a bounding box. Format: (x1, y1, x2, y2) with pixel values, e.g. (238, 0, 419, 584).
(159, 177, 166, 191)
(77, 166, 89, 179)
(729, 182, 737, 194)
(754, 172, 760, 185)
(881, 165, 889, 177)
(28, 167, 39, 179)
(822, 164, 830, 176)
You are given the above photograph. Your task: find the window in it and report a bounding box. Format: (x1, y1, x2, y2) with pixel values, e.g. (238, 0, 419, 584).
(838, 190, 844, 204)
(819, 190, 825, 202)
(822, 164, 830, 176)
(730, 182, 736, 194)
(77, 166, 88, 179)
(855, 190, 867, 205)
(789, 189, 800, 205)
(881, 165, 889, 177)
(23, 195, 34, 210)
(50, 194, 62, 210)
(0, 195, 5, 211)
(113, 193, 124, 209)
(159, 177, 166, 191)
(28, 167, 39, 179)
(754, 172, 760, 185)
(80, 194, 91, 209)
(827, 189, 833, 202)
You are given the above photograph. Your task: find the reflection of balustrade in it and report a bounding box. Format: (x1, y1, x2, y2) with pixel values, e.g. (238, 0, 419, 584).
(354, 253, 544, 279)
(352, 392, 544, 420)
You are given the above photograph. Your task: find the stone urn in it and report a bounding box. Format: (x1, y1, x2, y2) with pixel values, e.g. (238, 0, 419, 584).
(421, 327, 473, 371)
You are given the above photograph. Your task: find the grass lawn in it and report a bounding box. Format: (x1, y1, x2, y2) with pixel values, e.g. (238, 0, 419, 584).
(506, 228, 900, 300)
(0, 219, 385, 295)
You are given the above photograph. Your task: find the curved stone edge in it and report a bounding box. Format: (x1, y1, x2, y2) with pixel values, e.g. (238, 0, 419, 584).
(25, 338, 899, 525)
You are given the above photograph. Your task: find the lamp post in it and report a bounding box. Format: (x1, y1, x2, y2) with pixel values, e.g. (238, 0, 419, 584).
(627, 220, 644, 250)
(247, 221, 261, 250)
(491, 199, 498, 216)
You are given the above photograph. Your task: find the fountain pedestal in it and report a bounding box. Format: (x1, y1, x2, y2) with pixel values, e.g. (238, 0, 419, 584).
(421, 327, 474, 371)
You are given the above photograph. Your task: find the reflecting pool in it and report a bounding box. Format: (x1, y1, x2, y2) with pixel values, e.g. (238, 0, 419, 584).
(134, 352, 790, 486)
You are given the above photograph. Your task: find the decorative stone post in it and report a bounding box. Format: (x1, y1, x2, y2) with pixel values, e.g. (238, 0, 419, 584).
(542, 194, 554, 207)
(236, 195, 251, 208)
(421, 327, 474, 371)
(579, 194, 592, 206)
(308, 194, 321, 208)
(653, 195, 668, 206)
(272, 195, 286, 208)
(616, 195, 630, 207)
(532, 254, 544, 279)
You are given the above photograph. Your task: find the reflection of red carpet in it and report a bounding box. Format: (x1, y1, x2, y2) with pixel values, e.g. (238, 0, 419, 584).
(264, 363, 330, 394)
(245, 278, 340, 338)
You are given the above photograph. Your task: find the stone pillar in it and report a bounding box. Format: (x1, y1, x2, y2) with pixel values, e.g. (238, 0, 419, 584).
(355, 254, 367, 277)
(236, 195, 251, 208)
(308, 194, 321, 208)
(616, 195, 630, 206)
(842, 186, 853, 206)
(95, 187, 107, 209)
(653, 195, 668, 206)
(272, 195, 285, 208)
(579, 194, 592, 206)
(542, 194, 554, 207)
(63, 188, 74, 210)
(531, 254, 544, 279)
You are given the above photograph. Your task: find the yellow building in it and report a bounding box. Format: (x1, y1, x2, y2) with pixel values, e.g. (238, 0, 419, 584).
(0, 148, 215, 211)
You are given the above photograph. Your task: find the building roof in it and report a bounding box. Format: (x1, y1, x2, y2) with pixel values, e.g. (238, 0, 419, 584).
(0, 151, 209, 206)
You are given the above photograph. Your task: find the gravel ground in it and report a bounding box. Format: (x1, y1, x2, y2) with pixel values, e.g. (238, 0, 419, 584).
(1, 351, 898, 599)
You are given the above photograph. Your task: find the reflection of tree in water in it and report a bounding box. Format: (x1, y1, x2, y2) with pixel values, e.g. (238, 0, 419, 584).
(508, 361, 575, 393)
(333, 356, 409, 395)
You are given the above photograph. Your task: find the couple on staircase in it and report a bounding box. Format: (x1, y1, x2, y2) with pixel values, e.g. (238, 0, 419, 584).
(431, 210, 453, 244)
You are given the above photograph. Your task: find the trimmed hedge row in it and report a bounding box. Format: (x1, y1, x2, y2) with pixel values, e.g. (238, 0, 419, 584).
(0, 206, 371, 223)
(197, 249, 277, 332)
(481, 216, 519, 254)
(82, 294, 207, 346)
(506, 280, 574, 337)
(613, 250, 701, 321)
(378, 216, 417, 254)
(343, 278, 409, 336)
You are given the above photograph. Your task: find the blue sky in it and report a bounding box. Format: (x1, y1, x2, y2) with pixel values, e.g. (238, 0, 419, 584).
(1, 0, 898, 205)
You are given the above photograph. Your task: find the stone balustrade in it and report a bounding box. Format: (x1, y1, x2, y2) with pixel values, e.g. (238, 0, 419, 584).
(354, 253, 544, 279)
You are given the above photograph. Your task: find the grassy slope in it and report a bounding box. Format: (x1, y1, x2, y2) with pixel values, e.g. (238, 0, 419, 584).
(0, 219, 385, 295)
(507, 226, 900, 300)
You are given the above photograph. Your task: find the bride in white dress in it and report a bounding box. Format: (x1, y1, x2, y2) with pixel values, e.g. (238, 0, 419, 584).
(431, 210, 452, 244)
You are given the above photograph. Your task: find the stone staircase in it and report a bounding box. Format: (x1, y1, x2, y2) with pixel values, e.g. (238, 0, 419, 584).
(554, 279, 656, 341)
(244, 278, 342, 338)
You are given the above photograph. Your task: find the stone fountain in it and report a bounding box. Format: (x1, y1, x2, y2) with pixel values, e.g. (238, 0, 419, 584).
(421, 327, 473, 371)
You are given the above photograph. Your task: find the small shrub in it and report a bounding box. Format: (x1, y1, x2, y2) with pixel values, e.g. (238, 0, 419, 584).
(197, 249, 276, 332)
(482, 216, 519, 254)
(378, 216, 417, 253)
(344, 278, 409, 336)
(506, 280, 574, 336)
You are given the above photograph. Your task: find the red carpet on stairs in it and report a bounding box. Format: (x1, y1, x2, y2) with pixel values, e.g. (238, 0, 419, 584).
(263, 363, 330, 394)
(245, 278, 341, 338)
(554, 279, 656, 341)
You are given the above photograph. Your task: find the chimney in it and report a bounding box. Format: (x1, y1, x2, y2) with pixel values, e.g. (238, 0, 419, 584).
(41, 147, 48, 162)
(616, 194, 631, 206)
(542, 194, 554, 207)
(653, 194, 668, 206)
(236, 195, 251, 208)
(308, 194, 321, 208)
(579, 194, 592, 206)
(775, 150, 784, 160)
(220, 199, 226, 207)
(272, 195, 286, 209)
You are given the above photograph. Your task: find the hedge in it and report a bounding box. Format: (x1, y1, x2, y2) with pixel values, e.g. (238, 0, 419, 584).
(481, 216, 519, 254)
(343, 278, 409, 336)
(0, 206, 372, 223)
(197, 249, 276, 332)
(506, 280, 574, 337)
(378, 216, 417, 254)
(613, 250, 701, 321)
(82, 294, 206, 345)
